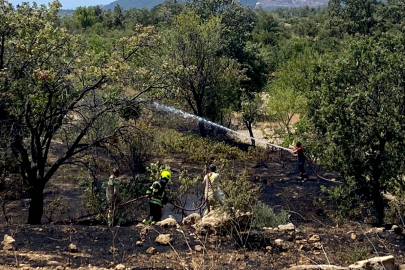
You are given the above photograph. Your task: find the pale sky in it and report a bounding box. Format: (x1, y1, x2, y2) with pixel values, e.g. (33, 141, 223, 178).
(8, 0, 113, 10)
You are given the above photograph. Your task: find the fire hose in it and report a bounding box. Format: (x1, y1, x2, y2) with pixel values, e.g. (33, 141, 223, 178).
(167, 174, 211, 211)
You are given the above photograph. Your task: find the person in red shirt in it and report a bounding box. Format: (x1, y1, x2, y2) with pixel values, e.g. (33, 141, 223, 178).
(292, 142, 309, 180)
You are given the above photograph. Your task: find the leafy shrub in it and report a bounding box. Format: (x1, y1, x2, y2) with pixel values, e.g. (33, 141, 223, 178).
(79, 178, 105, 214)
(145, 161, 171, 183)
(336, 244, 372, 264)
(220, 169, 260, 212)
(252, 201, 290, 228)
(321, 180, 369, 224)
(385, 193, 405, 226)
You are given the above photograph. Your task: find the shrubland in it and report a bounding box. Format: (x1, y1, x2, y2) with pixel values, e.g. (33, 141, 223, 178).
(1, 0, 405, 234)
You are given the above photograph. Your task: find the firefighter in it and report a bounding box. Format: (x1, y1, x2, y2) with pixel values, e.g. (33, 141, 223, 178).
(106, 168, 123, 210)
(203, 164, 221, 215)
(292, 142, 309, 180)
(106, 168, 123, 225)
(142, 170, 171, 225)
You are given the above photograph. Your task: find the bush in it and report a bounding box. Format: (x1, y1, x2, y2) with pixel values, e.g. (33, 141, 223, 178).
(336, 244, 372, 264)
(252, 201, 290, 228)
(220, 169, 260, 213)
(385, 193, 405, 226)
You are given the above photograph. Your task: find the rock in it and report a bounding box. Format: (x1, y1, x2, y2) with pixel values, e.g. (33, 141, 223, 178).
(140, 227, 149, 240)
(350, 233, 357, 240)
(115, 263, 125, 270)
(274, 239, 284, 247)
(195, 245, 203, 252)
(288, 265, 348, 269)
(349, 255, 395, 270)
(296, 240, 308, 245)
(263, 227, 278, 234)
(156, 217, 178, 228)
(146, 247, 157, 254)
(266, 246, 273, 252)
(390, 225, 402, 234)
(183, 213, 201, 226)
(155, 234, 172, 245)
(136, 241, 143, 247)
(295, 235, 303, 240)
(55, 266, 63, 270)
(278, 223, 295, 231)
(194, 209, 252, 235)
(68, 243, 78, 252)
(47, 261, 60, 266)
(398, 264, 405, 270)
(19, 264, 30, 270)
(308, 234, 321, 243)
(313, 242, 323, 250)
(1, 234, 16, 251)
(375, 227, 385, 233)
(390, 225, 399, 231)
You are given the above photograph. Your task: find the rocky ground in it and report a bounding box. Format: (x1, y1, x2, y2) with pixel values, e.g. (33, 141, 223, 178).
(1, 147, 405, 269)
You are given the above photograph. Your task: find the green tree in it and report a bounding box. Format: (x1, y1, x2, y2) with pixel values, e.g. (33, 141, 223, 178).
(113, 4, 124, 28)
(240, 94, 262, 146)
(307, 33, 405, 224)
(327, 0, 379, 36)
(265, 53, 313, 144)
(73, 6, 96, 29)
(0, 1, 164, 224)
(252, 9, 283, 46)
(164, 9, 245, 137)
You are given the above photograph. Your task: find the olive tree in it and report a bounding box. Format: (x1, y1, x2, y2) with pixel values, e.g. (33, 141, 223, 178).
(307, 33, 405, 224)
(0, 1, 164, 224)
(163, 9, 245, 137)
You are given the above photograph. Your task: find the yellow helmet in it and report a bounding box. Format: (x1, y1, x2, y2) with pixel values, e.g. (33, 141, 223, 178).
(161, 170, 171, 180)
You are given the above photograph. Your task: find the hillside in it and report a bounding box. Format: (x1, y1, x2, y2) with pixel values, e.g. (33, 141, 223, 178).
(257, 0, 328, 8)
(101, 0, 323, 10)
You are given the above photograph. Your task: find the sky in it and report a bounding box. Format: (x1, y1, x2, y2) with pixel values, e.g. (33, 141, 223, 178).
(8, 0, 113, 10)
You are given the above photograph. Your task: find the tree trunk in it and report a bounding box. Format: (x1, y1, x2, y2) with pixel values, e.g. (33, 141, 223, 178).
(198, 119, 207, 138)
(371, 184, 385, 225)
(28, 185, 44, 224)
(372, 186, 385, 225)
(247, 122, 255, 147)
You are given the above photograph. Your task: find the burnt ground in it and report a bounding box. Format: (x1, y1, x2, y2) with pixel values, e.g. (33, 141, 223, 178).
(1, 149, 405, 269)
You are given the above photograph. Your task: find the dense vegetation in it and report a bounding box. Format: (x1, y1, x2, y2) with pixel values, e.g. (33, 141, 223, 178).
(1, 0, 405, 226)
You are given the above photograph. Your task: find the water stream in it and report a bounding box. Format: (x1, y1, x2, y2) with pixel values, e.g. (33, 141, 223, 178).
(151, 102, 292, 152)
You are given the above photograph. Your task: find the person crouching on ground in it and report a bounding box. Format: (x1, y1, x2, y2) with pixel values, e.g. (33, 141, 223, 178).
(143, 170, 170, 225)
(292, 142, 309, 180)
(203, 164, 220, 215)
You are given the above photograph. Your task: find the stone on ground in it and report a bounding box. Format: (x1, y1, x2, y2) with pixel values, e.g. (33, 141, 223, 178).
(278, 223, 295, 231)
(146, 247, 157, 254)
(182, 213, 201, 226)
(1, 234, 16, 251)
(68, 243, 78, 252)
(289, 266, 347, 270)
(136, 241, 143, 246)
(308, 234, 321, 243)
(194, 245, 203, 252)
(349, 255, 395, 270)
(155, 234, 173, 245)
(115, 263, 125, 270)
(156, 217, 178, 228)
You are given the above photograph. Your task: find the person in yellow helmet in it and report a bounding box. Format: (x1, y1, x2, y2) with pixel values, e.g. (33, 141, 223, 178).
(143, 170, 171, 225)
